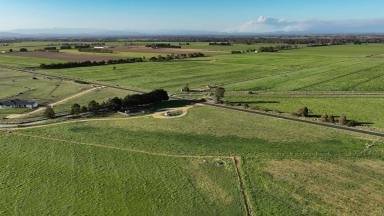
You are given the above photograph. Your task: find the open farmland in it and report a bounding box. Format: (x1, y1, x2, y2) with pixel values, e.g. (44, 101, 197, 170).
(0, 68, 90, 104)
(0, 132, 245, 215)
(6, 51, 134, 62)
(36, 44, 384, 93)
(51, 87, 132, 113)
(0, 53, 65, 68)
(2, 40, 384, 216)
(2, 105, 383, 215)
(243, 159, 384, 216)
(111, 45, 229, 56)
(17, 106, 383, 156)
(224, 94, 384, 129)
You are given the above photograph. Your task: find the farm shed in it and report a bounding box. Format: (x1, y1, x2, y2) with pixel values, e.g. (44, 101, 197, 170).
(0, 99, 38, 109)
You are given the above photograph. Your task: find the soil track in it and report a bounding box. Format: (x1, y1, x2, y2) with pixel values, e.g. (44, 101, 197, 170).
(7, 51, 126, 62)
(111, 46, 229, 56)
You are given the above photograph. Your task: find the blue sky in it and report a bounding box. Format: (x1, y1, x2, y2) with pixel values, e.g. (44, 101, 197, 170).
(1, 0, 384, 33)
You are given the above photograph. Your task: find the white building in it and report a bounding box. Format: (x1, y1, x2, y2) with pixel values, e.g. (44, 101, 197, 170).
(0, 99, 39, 109)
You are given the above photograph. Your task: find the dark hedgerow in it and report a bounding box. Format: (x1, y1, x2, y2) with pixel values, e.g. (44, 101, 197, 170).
(40, 53, 205, 69)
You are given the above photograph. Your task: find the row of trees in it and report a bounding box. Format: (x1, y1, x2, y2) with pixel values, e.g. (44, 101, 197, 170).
(70, 89, 169, 115)
(294, 107, 358, 127)
(258, 45, 298, 53)
(321, 114, 357, 127)
(40, 53, 205, 69)
(209, 42, 232, 46)
(145, 43, 181, 49)
(78, 48, 113, 53)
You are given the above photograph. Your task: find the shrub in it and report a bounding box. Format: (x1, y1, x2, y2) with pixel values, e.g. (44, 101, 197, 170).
(44, 106, 55, 119)
(19, 48, 28, 52)
(70, 103, 81, 115)
(296, 107, 309, 117)
(88, 100, 101, 113)
(107, 97, 123, 111)
(81, 106, 88, 113)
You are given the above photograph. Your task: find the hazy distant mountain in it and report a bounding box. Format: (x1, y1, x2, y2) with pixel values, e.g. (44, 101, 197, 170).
(0, 28, 148, 39)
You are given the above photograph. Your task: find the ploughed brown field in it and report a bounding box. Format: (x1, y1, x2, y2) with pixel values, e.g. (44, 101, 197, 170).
(111, 46, 229, 56)
(6, 51, 125, 62)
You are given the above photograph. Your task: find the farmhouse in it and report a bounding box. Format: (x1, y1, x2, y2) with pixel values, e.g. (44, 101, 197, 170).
(0, 99, 39, 109)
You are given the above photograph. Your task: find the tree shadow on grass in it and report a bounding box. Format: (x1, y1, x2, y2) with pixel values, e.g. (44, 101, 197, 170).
(150, 99, 201, 111)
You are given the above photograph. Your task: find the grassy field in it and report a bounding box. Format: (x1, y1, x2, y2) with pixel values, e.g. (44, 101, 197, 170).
(225, 94, 384, 129)
(3, 106, 384, 215)
(19, 106, 383, 157)
(0, 108, 28, 118)
(52, 87, 132, 113)
(2, 42, 384, 215)
(243, 158, 384, 216)
(61, 49, 159, 58)
(0, 68, 90, 104)
(0, 54, 65, 68)
(0, 133, 245, 215)
(38, 44, 384, 93)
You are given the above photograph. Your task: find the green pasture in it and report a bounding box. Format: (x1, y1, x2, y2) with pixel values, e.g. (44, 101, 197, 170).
(0, 68, 90, 104)
(38, 44, 384, 93)
(20, 106, 382, 157)
(0, 133, 244, 215)
(225, 95, 384, 129)
(242, 158, 384, 216)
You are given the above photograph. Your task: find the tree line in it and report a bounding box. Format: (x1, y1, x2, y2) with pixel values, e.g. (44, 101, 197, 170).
(78, 48, 113, 53)
(44, 89, 169, 119)
(40, 53, 205, 69)
(145, 43, 181, 49)
(69, 89, 169, 116)
(258, 45, 298, 52)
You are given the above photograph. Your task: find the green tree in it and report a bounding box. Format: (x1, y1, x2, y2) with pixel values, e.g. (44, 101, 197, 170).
(88, 100, 100, 113)
(44, 106, 55, 119)
(70, 103, 81, 115)
(107, 97, 122, 111)
(81, 106, 88, 113)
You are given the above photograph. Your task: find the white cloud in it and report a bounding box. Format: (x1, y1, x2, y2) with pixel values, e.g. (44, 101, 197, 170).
(227, 16, 384, 34)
